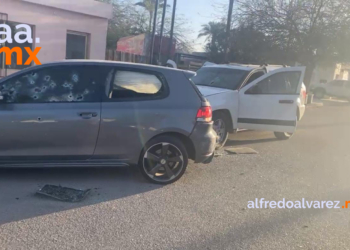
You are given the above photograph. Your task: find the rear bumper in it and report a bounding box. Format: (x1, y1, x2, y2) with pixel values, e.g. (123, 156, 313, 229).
(298, 105, 306, 121)
(190, 121, 216, 163)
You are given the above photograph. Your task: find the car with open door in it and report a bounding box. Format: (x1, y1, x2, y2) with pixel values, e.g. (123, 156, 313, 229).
(0, 61, 216, 184)
(191, 64, 305, 148)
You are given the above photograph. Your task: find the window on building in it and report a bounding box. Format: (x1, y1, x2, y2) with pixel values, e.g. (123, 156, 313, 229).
(0, 65, 108, 103)
(0, 21, 33, 70)
(108, 70, 165, 100)
(66, 31, 89, 59)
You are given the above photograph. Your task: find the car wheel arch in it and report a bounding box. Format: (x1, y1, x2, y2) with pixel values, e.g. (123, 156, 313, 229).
(139, 132, 196, 162)
(213, 109, 234, 133)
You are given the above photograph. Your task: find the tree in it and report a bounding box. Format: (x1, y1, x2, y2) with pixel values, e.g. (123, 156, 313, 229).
(97, 0, 194, 53)
(236, 0, 350, 87)
(198, 22, 226, 49)
(135, 0, 169, 32)
(198, 22, 226, 62)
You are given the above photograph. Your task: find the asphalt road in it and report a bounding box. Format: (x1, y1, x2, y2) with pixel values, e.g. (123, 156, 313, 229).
(1, 99, 350, 250)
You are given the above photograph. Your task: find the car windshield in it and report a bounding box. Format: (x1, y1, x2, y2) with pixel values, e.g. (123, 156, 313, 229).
(191, 67, 248, 90)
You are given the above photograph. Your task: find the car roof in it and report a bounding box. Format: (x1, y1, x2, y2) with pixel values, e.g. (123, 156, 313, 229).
(40, 60, 186, 72)
(202, 63, 264, 72)
(0, 60, 189, 83)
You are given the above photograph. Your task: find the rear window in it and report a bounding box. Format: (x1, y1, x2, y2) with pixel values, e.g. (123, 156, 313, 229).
(191, 67, 248, 90)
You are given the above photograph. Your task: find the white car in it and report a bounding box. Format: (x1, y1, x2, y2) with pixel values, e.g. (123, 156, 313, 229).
(311, 80, 350, 100)
(191, 64, 306, 148)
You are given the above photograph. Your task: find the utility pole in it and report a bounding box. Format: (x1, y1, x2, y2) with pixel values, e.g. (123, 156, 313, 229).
(158, 0, 168, 64)
(167, 0, 177, 60)
(224, 0, 234, 63)
(149, 0, 159, 64)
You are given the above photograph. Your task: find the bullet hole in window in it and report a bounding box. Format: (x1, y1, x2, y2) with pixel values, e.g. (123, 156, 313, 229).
(72, 74, 79, 83)
(34, 88, 41, 93)
(44, 76, 51, 82)
(50, 82, 56, 88)
(30, 80, 35, 85)
(63, 82, 70, 88)
(67, 94, 74, 102)
(83, 89, 89, 95)
(76, 95, 83, 101)
(42, 86, 47, 91)
(33, 95, 38, 100)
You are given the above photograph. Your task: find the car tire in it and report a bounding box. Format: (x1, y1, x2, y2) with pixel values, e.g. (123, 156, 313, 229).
(274, 132, 293, 140)
(213, 112, 229, 149)
(139, 135, 188, 185)
(314, 88, 325, 99)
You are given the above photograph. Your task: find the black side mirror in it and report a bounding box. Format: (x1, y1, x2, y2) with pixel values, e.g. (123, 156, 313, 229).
(245, 85, 262, 95)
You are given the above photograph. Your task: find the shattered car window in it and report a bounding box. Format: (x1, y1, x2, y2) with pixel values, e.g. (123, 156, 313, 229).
(0, 66, 106, 103)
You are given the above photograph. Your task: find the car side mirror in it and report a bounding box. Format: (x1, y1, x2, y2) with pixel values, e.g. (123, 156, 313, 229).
(245, 85, 262, 95)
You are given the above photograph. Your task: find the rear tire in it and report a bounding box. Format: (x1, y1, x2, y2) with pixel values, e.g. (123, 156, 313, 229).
(213, 112, 229, 149)
(139, 135, 188, 185)
(274, 132, 293, 140)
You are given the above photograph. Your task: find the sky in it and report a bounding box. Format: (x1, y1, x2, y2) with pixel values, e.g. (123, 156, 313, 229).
(176, 0, 227, 52)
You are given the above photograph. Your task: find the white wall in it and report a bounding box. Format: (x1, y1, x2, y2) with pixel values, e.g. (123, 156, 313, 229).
(1, 0, 111, 75)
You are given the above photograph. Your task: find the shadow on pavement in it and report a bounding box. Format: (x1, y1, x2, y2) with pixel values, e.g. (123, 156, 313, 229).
(0, 166, 162, 225)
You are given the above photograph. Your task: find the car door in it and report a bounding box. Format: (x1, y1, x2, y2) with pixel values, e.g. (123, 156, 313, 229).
(94, 66, 172, 163)
(0, 64, 106, 160)
(237, 67, 305, 133)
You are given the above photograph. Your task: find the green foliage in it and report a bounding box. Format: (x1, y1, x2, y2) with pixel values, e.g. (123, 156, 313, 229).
(203, 0, 350, 86)
(97, 0, 193, 52)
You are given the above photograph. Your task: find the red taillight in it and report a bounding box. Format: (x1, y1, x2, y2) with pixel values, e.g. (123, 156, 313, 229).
(302, 90, 307, 102)
(196, 106, 212, 122)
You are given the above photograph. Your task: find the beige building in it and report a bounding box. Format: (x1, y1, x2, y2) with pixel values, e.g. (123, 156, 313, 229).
(0, 0, 112, 77)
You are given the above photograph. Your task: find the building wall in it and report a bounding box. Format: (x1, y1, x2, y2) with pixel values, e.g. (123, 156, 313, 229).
(311, 64, 338, 85)
(1, 0, 111, 75)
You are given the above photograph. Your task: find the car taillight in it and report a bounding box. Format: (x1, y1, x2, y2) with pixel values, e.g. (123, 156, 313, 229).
(302, 90, 307, 102)
(196, 106, 212, 122)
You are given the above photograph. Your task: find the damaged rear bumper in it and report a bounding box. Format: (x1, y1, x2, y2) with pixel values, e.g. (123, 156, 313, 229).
(190, 121, 216, 163)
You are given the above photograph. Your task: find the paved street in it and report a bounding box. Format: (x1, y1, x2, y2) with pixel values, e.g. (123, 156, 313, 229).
(0, 100, 350, 250)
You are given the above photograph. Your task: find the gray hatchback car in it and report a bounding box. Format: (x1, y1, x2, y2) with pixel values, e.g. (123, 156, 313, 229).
(0, 61, 216, 184)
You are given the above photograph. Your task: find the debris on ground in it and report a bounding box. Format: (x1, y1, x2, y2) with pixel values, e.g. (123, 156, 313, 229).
(37, 185, 91, 202)
(225, 147, 258, 155)
(214, 152, 224, 157)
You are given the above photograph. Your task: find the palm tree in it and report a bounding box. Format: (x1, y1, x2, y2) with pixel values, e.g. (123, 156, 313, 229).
(198, 22, 226, 48)
(135, 0, 169, 32)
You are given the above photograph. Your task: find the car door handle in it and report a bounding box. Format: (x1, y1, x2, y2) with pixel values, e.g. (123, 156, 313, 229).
(79, 112, 98, 119)
(279, 100, 294, 104)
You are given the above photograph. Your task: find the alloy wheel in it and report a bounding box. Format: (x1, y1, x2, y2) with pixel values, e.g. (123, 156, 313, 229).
(143, 142, 184, 183)
(213, 119, 226, 144)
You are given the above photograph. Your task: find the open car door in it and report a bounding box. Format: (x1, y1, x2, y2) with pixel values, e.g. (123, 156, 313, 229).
(237, 67, 305, 133)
